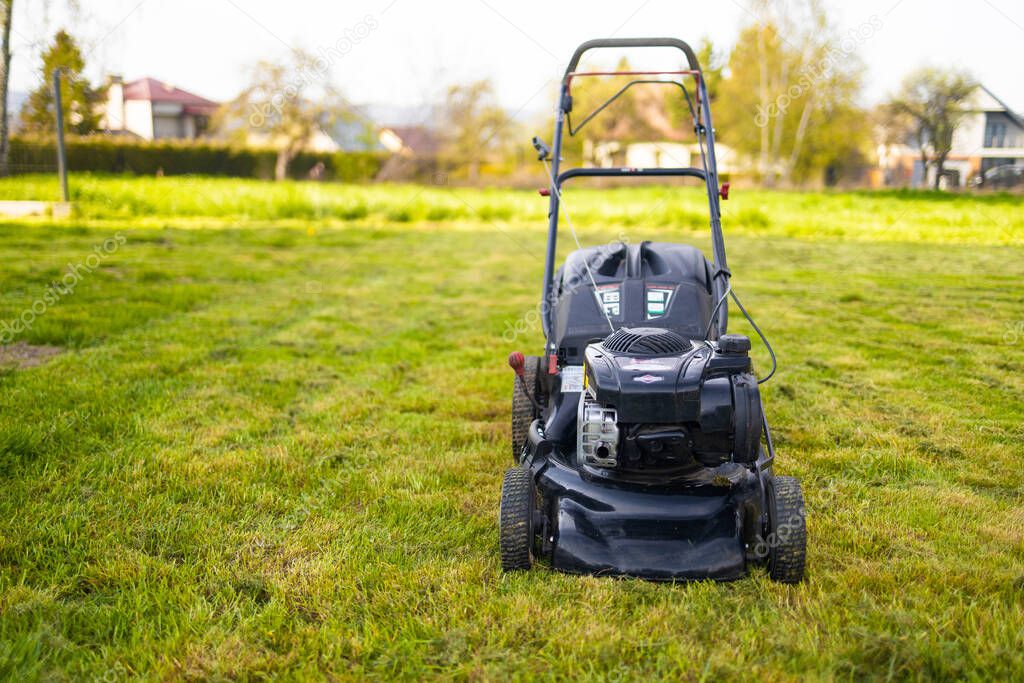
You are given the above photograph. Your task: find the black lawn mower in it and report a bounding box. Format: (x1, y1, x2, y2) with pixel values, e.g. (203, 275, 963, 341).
(500, 38, 806, 582)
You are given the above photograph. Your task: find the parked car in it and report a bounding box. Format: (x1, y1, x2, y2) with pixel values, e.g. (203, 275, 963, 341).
(972, 164, 1024, 189)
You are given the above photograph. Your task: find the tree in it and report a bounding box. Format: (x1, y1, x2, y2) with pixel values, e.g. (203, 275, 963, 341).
(437, 79, 514, 182)
(695, 37, 725, 103)
(885, 67, 976, 189)
(0, 0, 13, 175)
(715, 0, 871, 186)
(21, 29, 104, 135)
(659, 37, 727, 145)
(214, 50, 353, 181)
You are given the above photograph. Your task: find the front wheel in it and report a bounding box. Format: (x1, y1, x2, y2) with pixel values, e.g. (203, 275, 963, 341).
(499, 466, 535, 571)
(766, 475, 807, 584)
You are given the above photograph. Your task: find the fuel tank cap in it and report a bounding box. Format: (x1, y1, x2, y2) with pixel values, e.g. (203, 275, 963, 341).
(718, 334, 751, 355)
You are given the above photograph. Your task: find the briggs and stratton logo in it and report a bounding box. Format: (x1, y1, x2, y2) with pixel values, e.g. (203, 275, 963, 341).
(633, 374, 664, 384)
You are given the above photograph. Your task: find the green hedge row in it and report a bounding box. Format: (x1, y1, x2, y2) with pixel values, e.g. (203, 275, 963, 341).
(8, 136, 388, 181)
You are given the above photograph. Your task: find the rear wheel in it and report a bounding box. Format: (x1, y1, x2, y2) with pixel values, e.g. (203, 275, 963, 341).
(499, 466, 535, 571)
(511, 355, 543, 461)
(767, 475, 807, 584)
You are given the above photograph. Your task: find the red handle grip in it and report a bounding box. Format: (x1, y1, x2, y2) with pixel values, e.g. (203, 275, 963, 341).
(508, 351, 526, 377)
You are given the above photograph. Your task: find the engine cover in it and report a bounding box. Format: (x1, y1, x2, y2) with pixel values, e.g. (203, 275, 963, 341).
(549, 242, 715, 365)
(582, 327, 763, 467)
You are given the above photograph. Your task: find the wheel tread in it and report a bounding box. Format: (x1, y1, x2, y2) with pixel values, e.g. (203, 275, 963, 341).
(768, 475, 807, 584)
(511, 356, 542, 460)
(499, 466, 534, 571)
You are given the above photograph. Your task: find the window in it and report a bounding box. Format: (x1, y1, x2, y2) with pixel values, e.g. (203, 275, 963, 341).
(985, 120, 1007, 148)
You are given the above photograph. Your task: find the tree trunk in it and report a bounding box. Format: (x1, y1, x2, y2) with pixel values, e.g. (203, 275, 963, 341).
(768, 59, 788, 187)
(275, 147, 293, 181)
(781, 92, 815, 186)
(756, 22, 770, 186)
(917, 139, 929, 190)
(0, 0, 13, 177)
(933, 154, 945, 190)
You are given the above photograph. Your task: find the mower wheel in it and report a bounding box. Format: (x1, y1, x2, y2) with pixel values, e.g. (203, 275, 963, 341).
(511, 355, 543, 461)
(767, 475, 807, 584)
(499, 466, 535, 571)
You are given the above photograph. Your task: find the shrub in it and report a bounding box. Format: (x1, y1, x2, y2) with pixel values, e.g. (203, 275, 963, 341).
(8, 136, 388, 182)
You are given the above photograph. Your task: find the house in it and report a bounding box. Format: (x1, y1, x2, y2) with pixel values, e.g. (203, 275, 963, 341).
(576, 83, 740, 176)
(586, 140, 740, 176)
(328, 112, 441, 157)
(878, 85, 1024, 188)
(624, 141, 739, 176)
(101, 76, 219, 140)
(379, 125, 441, 157)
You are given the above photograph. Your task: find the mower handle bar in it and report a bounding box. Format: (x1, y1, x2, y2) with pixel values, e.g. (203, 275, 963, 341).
(564, 38, 701, 79)
(540, 37, 729, 346)
(557, 167, 706, 186)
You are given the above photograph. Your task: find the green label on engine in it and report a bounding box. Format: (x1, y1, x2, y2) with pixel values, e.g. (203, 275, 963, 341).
(646, 287, 674, 318)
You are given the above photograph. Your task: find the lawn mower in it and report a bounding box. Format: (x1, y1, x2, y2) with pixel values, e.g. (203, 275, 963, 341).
(500, 38, 806, 582)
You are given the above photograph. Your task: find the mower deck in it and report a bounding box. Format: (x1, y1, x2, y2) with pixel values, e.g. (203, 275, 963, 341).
(533, 456, 761, 581)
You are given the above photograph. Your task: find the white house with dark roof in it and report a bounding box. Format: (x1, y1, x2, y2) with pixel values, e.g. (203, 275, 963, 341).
(100, 76, 219, 140)
(879, 85, 1024, 188)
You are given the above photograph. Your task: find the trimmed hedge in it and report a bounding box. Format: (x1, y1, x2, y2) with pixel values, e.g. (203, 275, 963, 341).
(8, 136, 387, 181)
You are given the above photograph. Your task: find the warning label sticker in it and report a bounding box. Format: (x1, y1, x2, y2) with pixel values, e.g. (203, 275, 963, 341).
(595, 285, 621, 317)
(560, 365, 585, 392)
(646, 286, 675, 319)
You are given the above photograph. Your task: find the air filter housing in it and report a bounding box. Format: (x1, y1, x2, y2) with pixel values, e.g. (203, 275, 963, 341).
(601, 327, 689, 355)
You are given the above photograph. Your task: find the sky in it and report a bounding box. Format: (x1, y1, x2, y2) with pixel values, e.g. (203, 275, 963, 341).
(9, 0, 1024, 125)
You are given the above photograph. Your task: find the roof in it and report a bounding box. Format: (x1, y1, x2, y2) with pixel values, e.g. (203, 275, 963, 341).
(123, 78, 219, 113)
(977, 85, 1024, 130)
(385, 125, 441, 155)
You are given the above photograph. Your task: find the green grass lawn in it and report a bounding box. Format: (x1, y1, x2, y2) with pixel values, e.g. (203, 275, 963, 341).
(0, 175, 1022, 680)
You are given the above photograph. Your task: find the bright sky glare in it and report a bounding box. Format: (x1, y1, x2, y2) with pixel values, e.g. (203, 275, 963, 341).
(10, 0, 1024, 124)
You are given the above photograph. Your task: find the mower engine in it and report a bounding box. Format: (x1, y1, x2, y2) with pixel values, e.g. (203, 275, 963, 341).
(578, 327, 763, 476)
